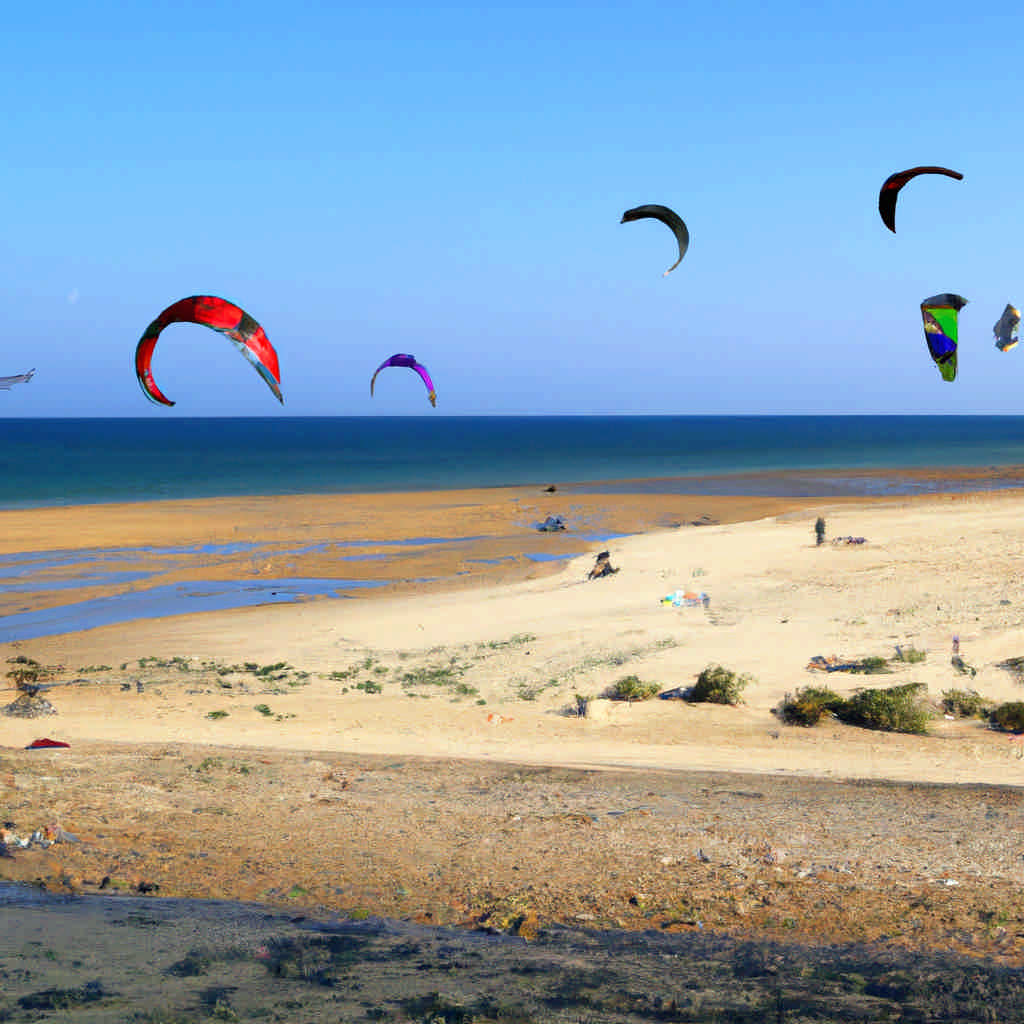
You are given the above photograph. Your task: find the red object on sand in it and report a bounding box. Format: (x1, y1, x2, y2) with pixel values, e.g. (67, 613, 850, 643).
(26, 738, 70, 749)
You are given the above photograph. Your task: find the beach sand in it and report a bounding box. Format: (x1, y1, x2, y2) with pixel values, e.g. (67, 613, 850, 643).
(4, 483, 1024, 964)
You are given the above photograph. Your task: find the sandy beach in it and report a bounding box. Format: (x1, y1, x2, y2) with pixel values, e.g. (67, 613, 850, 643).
(5, 480, 1024, 974)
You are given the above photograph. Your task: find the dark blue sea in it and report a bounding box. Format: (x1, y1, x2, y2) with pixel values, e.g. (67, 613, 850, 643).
(5, 415, 1024, 509)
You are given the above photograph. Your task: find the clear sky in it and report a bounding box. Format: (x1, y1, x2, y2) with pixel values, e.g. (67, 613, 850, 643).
(2, 0, 1022, 416)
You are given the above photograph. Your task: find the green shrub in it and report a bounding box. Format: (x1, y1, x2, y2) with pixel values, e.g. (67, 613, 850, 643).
(607, 675, 661, 702)
(689, 665, 751, 705)
(778, 686, 846, 726)
(840, 683, 930, 735)
(952, 655, 977, 678)
(995, 657, 1024, 683)
(850, 656, 892, 674)
(6, 656, 41, 690)
(893, 646, 927, 664)
(941, 688, 989, 718)
(990, 701, 1024, 733)
(254, 661, 288, 677)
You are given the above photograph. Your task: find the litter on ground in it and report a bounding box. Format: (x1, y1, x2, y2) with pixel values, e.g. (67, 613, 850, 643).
(661, 589, 709, 608)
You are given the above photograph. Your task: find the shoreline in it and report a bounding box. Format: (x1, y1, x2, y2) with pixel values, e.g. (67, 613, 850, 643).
(0, 484, 844, 643)
(2, 465, 1024, 643)
(7, 461, 1024, 514)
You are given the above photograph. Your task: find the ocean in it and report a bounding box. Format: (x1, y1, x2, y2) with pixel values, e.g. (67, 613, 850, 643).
(5, 415, 1024, 509)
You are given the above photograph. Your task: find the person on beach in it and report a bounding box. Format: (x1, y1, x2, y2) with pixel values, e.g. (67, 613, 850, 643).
(952, 634, 960, 656)
(814, 517, 826, 546)
(588, 551, 618, 579)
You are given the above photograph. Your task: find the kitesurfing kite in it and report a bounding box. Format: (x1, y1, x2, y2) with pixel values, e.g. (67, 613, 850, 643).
(370, 354, 436, 407)
(994, 303, 1020, 353)
(620, 204, 689, 275)
(0, 368, 35, 390)
(134, 296, 282, 407)
(878, 167, 963, 233)
(921, 293, 968, 382)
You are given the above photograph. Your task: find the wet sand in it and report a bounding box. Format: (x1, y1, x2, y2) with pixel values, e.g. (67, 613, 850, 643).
(0, 485, 829, 641)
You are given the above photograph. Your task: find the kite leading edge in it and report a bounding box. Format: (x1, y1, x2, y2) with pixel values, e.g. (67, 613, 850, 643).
(370, 353, 437, 407)
(920, 293, 968, 382)
(0, 368, 35, 391)
(620, 204, 689, 276)
(878, 167, 963, 233)
(134, 296, 283, 407)
(994, 303, 1020, 353)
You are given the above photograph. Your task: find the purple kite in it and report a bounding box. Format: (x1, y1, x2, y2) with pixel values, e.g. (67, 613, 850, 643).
(370, 353, 437, 407)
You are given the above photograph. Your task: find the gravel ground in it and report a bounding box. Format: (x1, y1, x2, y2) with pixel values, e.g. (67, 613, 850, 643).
(4, 743, 1024, 963)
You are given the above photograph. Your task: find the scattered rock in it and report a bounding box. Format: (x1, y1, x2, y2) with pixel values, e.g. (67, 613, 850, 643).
(536, 515, 566, 532)
(691, 514, 719, 526)
(659, 686, 691, 700)
(45, 826, 80, 844)
(3, 694, 57, 718)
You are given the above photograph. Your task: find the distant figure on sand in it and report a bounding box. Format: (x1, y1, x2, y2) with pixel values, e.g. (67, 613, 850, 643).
(814, 517, 826, 546)
(952, 634, 960, 656)
(588, 551, 618, 580)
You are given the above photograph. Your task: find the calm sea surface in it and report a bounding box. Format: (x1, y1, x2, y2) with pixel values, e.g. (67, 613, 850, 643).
(4, 415, 1024, 509)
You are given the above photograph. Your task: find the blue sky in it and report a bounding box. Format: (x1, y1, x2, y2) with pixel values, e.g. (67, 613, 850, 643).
(2, 0, 1023, 415)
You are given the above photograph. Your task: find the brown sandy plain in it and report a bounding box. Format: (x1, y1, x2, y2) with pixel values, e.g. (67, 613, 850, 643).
(4, 481, 1024, 964)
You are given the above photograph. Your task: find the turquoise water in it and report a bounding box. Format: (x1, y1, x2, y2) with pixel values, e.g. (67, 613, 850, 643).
(5, 415, 1024, 509)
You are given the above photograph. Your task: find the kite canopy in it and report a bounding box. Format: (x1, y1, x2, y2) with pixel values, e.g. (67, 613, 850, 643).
(994, 303, 1020, 353)
(370, 353, 437, 407)
(878, 167, 963, 233)
(0, 368, 34, 391)
(134, 296, 282, 407)
(620, 204, 689, 275)
(920, 293, 968, 382)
